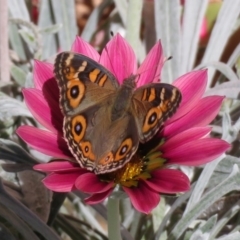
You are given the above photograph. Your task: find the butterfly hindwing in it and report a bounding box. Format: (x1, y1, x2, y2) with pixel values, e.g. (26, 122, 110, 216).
(63, 101, 139, 174)
(132, 83, 181, 143)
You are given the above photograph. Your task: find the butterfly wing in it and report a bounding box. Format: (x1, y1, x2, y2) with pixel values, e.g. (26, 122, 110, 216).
(132, 83, 181, 143)
(63, 101, 139, 174)
(54, 52, 119, 116)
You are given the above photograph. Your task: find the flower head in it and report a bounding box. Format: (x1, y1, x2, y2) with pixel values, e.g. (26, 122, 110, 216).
(17, 34, 230, 214)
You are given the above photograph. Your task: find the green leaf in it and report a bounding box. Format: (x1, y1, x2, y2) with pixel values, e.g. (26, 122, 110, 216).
(196, 61, 239, 82)
(209, 200, 240, 239)
(9, 23, 27, 61)
(0, 94, 32, 120)
(216, 232, 240, 240)
(10, 64, 27, 86)
(168, 165, 240, 240)
(125, 0, 143, 59)
(8, 0, 30, 21)
(39, 24, 63, 35)
(0, 138, 37, 164)
(0, 180, 60, 240)
(113, 0, 128, 26)
(50, 0, 77, 50)
(18, 29, 35, 50)
(0, 203, 39, 240)
(154, 0, 181, 82)
(184, 155, 224, 214)
(189, 215, 217, 240)
(155, 186, 194, 239)
(205, 81, 240, 100)
(201, 0, 240, 85)
(38, 0, 57, 60)
(180, 0, 209, 74)
(235, 56, 240, 79)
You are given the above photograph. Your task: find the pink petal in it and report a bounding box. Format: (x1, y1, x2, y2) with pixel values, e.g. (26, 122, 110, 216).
(16, 126, 71, 159)
(164, 96, 224, 137)
(23, 89, 63, 133)
(137, 41, 164, 86)
(33, 60, 61, 108)
(123, 181, 160, 214)
(75, 173, 114, 193)
(34, 60, 54, 90)
(161, 127, 211, 151)
(85, 188, 113, 204)
(42, 172, 80, 192)
(33, 161, 82, 172)
(100, 34, 137, 84)
(163, 138, 230, 166)
(71, 36, 100, 61)
(167, 70, 207, 124)
(144, 169, 190, 193)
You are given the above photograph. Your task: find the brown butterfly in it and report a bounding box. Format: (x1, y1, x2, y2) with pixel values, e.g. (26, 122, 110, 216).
(54, 52, 181, 174)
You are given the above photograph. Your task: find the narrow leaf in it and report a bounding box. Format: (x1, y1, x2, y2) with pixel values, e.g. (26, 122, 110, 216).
(154, 0, 181, 82)
(10, 64, 27, 87)
(180, 0, 208, 74)
(168, 165, 240, 240)
(201, 0, 240, 85)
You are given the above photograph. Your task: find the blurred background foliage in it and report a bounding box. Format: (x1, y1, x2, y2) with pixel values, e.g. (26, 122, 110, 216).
(0, 0, 240, 239)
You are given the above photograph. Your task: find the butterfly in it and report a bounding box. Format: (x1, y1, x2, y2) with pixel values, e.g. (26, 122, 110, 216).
(54, 52, 181, 174)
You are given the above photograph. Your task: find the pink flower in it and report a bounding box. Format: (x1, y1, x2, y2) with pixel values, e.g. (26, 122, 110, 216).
(17, 34, 230, 214)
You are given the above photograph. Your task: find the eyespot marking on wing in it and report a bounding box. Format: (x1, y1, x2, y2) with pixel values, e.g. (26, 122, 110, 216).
(80, 141, 95, 161)
(70, 115, 87, 143)
(115, 138, 133, 161)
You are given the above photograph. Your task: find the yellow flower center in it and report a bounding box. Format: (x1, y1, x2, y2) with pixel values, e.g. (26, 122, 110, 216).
(99, 140, 166, 187)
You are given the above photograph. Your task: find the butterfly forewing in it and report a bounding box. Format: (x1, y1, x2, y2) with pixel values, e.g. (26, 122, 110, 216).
(54, 52, 119, 115)
(132, 83, 181, 143)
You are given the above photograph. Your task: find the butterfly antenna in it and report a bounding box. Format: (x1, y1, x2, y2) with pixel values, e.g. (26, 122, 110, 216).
(110, 31, 114, 37)
(137, 55, 173, 83)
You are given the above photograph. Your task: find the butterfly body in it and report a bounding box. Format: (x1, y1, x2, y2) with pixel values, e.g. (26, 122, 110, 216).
(54, 52, 181, 174)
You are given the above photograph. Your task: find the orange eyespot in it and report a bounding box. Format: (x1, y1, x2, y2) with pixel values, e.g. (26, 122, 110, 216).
(80, 141, 95, 161)
(99, 152, 114, 165)
(67, 80, 85, 108)
(70, 115, 87, 142)
(115, 138, 133, 161)
(142, 107, 162, 133)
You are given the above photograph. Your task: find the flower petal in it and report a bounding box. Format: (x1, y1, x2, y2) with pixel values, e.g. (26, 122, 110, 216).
(42, 172, 80, 192)
(123, 181, 160, 214)
(144, 169, 190, 193)
(161, 127, 211, 151)
(167, 70, 208, 124)
(75, 173, 114, 193)
(34, 60, 54, 90)
(164, 138, 230, 166)
(33, 161, 82, 172)
(137, 41, 164, 86)
(100, 34, 137, 84)
(23, 89, 63, 133)
(85, 188, 113, 204)
(71, 36, 100, 61)
(164, 96, 224, 137)
(17, 126, 71, 159)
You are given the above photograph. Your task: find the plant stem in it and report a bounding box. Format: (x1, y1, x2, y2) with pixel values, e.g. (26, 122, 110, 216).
(107, 197, 122, 240)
